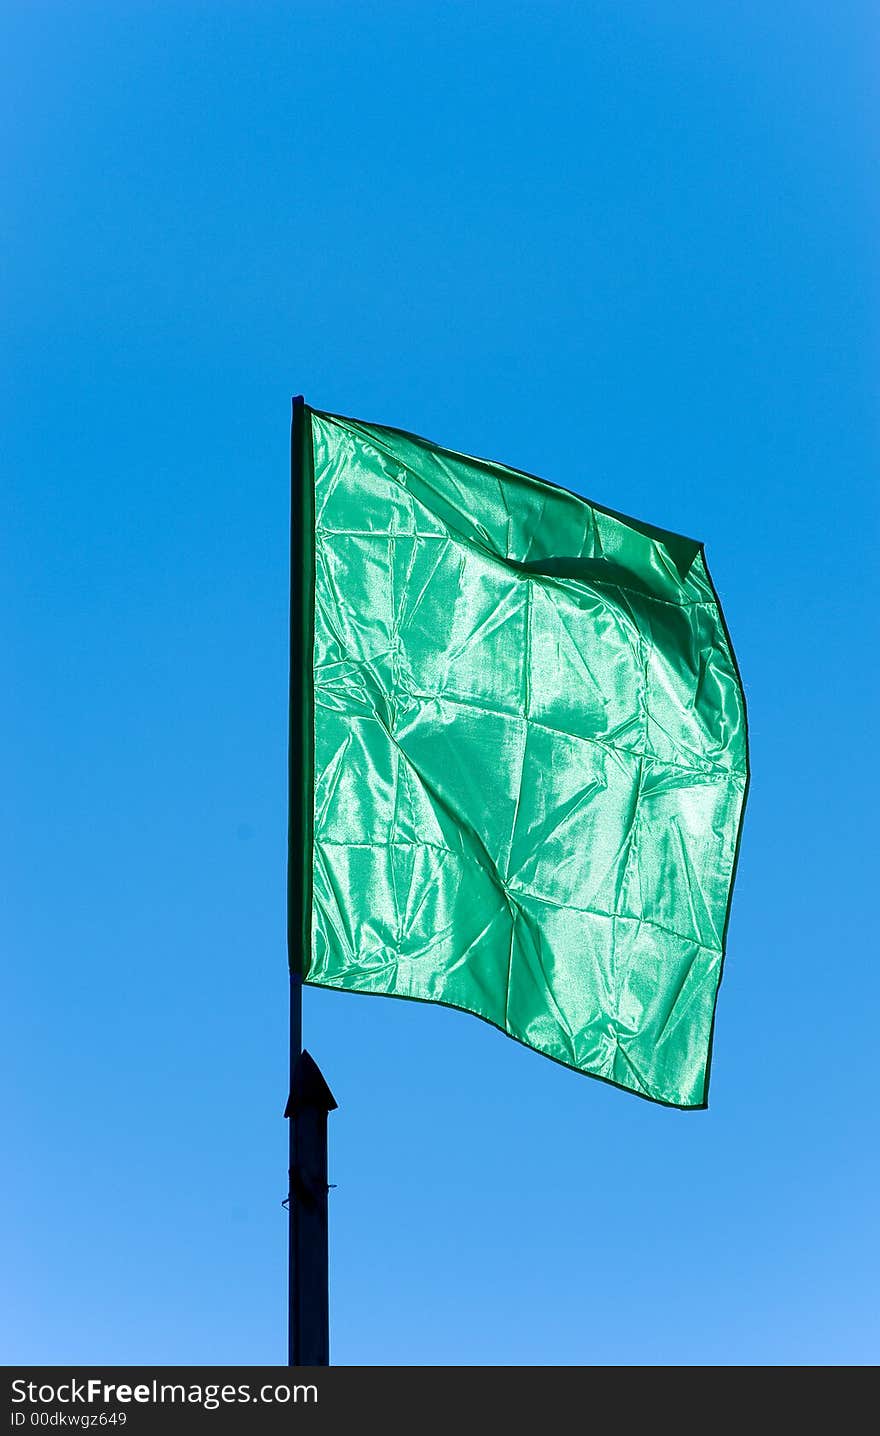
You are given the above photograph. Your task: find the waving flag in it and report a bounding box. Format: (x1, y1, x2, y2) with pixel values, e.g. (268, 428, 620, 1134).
(289, 403, 748, 1108)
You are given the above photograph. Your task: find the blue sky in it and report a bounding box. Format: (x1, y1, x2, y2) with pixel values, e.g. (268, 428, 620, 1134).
(3, 1, 878, 1366)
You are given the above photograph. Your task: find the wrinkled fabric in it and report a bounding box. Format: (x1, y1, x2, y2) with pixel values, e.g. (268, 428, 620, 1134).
(303, 409, 748, 1107)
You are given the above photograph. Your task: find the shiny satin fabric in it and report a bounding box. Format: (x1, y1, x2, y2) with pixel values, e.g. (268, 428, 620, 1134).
(302, 409, 748, 1107)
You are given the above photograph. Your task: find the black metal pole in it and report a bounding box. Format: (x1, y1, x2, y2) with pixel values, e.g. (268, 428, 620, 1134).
(288, 395, 305, 1368)
(287, 973, 302, 1365)
(286, 396, 336, 1366)
(286, 1044, 337, 1366)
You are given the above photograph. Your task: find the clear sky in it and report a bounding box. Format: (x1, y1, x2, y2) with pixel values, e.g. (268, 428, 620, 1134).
(3, 2, 878, 1367)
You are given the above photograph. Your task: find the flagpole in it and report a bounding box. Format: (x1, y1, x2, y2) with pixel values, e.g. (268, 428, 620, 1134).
(287, 396, 336, 1367)
(287, 395, 306, 1368)
(287, 971, 302, 1366)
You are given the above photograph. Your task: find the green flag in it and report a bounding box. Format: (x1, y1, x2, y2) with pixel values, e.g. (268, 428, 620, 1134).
(290, 404, 748, 1108)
